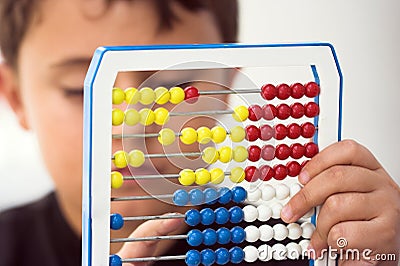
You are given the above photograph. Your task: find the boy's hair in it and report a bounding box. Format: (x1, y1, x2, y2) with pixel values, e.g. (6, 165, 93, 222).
(0, 0, 238, 68)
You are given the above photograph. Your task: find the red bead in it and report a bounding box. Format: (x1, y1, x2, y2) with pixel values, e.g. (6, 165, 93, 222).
(245, 125, 260, 142)
(248, 104, 263, 121)
(262, 104, 277, 120)
(291, 83, 306, 99)
(287, 123, 302, 139)
(305, 82, 320, 98)
(261, 144, 275, 161)
(259, 165, 274, 181)
(304, 142, 319, 158)
(184, 86, 199, 103)
(304, 102, 320, 117)
(275, 144, 291, 160)
(290, 143, 305, 159)
(274, 124, 288, 140)
(261, 84, 277, 100)
(245, 166, 260, 182)
(277, 84, 291, 100)
(287, 161, 302, 177)
(301, 160, 310, 168)
(273, 164, 288, 180)
(301, 122, 316, 138)
(260, 124, 273, 141)
(276, 103, 291, 120)
(247, 145, 261, 162)
(290, 102, 305, 119)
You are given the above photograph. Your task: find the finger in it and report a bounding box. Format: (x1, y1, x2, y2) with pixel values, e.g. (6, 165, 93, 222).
(281, 165, 379, 223)
(299, 140, 381, 184)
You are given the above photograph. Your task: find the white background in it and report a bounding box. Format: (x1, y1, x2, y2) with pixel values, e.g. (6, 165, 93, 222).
(1, 0, 399, 210)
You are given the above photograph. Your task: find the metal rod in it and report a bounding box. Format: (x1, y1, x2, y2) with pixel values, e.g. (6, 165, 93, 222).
(122, 213, 185, 221)
(111, 234, 187, 243)
(199, 89, 260, 95)
(122, 255, 186, 263)
(111, 194, 173, 201)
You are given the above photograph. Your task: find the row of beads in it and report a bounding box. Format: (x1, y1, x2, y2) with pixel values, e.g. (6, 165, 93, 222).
(246, 183, 301, 202)
(242, 203, 315, 223)
(187, 226, 245, 246)
(244, 240, 311, 262)
(248, 102, 319, 121)
(261, 82, 320, 101)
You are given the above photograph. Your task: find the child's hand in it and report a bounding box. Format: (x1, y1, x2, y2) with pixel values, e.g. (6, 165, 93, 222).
(281, 140, 400, 264)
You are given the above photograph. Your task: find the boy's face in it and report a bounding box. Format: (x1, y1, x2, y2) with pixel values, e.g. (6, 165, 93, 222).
(10, 0, 225, 228)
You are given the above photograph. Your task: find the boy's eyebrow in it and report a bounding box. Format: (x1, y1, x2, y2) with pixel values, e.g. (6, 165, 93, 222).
(50, 57, 91, 69)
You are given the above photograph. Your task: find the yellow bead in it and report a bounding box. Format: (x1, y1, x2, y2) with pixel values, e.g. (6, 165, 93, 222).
(124, 109, 140, 126)
(202, 147, 219, 164)
(210, 168, 225, 184)
(211, 126, 227, 143)
(179, 169, 196, 186)
(112, 87, 125, 105)
(111, 171, 124, 189)
(128, 149, 145, 168)
(154, 87, 170, 105)
(154, 107, 170, 125)
(113, 150, 129, 168)
(139, 87, 155, 105)
(230, 126, 246, 142)
(112, 108, 124, 126)
(139, 108, 155, 126)
(218, 146, 233, 163)
(232, 105, 249, 122)
(125, 87, 140, 105)
(229, 167, 245, 183)
(180, 127, 197, 145)
(169, 86, 185, 104)
(196, 127, 212, 144)
(195, 168, 211, 185)
(158, 128, 176, 146)
(233, 146, 248, 162)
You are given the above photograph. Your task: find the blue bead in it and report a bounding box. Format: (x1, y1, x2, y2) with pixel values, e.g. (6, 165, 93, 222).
(230, 226, 245, 244)
(110, 213, 124, 230)
(187, 229, 203, 246)
(201, 249, 216, 266)
(202, 228, 217, 246)
(185, 209, 201, 226)
(214, 207, 229, 225)
(200, 208, 215, 225)
(228, 206, 244, 224)
(215, 247, 230, 265)
(185, 250, 201, 266)
(216, 227, 231, 245)
(218, 187, 232, 204)
(189, 188, 204, 205)
(231, 186, 247, 203)
(109, 254, 122, 266)
(229, 247, 244, 264)
(173, 189, 189, 206)
(204, 188, 218, 205)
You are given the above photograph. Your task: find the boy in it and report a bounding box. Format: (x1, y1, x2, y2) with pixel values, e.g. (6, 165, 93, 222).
(0, 0, 398, 265)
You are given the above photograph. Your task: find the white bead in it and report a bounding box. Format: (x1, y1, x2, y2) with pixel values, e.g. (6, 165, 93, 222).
(302, 208, 315, 219)
(247, 188, 262, 202)
(271, 243, 287, 260)
(299, 239, 311, 256)
(243, 245, 258, 263)
(286, 242, 302, 260)
(287, 223, 302, 240)
(289, 183, 302, 197)
(275, 184, 290, 200)
(259, 224, 273, 242)
(258, 244, 272, 261)
(261, 184, 275, 201)
(243, 205, 258, 222)
(257, 204, 272, 222)
(271, 202, 283, 219)
(273, 223, 289, 241)
(301, 222, 315, 239)
(244, 225, 260, 243)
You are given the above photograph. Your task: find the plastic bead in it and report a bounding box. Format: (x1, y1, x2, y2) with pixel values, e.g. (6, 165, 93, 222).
(304, 142, 319, 158)
(276, 103, 291, 120)
(243, 205, 258, 222)
(299, 239, 311, 255)
(128, 149, 145, 168)
(259, 224, 273, 242)
(289, 183, 302, 197)
(286, 242, 302, 260)
(217, 227, 231, 245)
(247, 188, 261, 202)
(195, 168, 211, 185)
(124, 87, 140, 105)
(261, 144, 275, 161)
(200, 208, 215, 225)
(261, 84, 277, 100)
(243, 245, 258, 263)
(187, 229, 203, 246)
(232, 105, 249, 122)
(185, 209, 201, 226)
(275, 144, 291, 160)
(229, 206, 244, 223)
(229, 247, 244, 264)
(229, 126, 246, 142)
(111, 171, 124, 189)
(185, 250, 201, 266)
(305, 82, 320, 97)
(248, 104, 263, 121)
(232, 146, 248, 162)
(124, 109, 140, 126)
(110, 213, 124, 230)
(201, 249, 215, 266)
(112, 108, 124, 126)
(261, 184, 276, 201)
(173, 189, 189, 206)
(204, 187, 218, 205)
(157, 128, 175, 146)
(290, 83, 306, 99)
(218, 146, 233, 163)
(290, 143, 305, 159)
(244, 166, 260, 182)
(273, 223, 289, 241)
(259, 124, 273, 141)
(301, 122, 316, 138)
(210, 168, 225, 184)
(272, 243, 287, 260)
(247, 145, 261, 162)
(112, 151, 129, 168)
(245, 225, 260, 243)
(258, 244, 272, 262)
(197, 126, 212, 144)
(112, 87, 125, 105)
(139, 108, 155, 126)
(179, 169, 196, 186)
(304, 102, 319, 117)
(109, 254, 122, 266)
(218, 187, 232, 204)
(301, 222, 315, 239)
(139, 87, 155, 105)
(154, 107, 170, 125)
(273, 164, 288, 180)
(202, 228, 217, 246)
(189, 188, 204, 205)
(180, 127, 197, 145)
(262, 104, 277, 120)
(271, 202, 283, 219)
(287, 223, 302, 240)
(245, 125, 260, 141)
(287, 161, 302, 177)
(230, 226, 245, 244)
(259, 165, 274, 181)
(275, 184, 290, 200)
(287, 123, 302, 139)
(154, 86, 170, 105)
(274, 124, 288, 140)
(277, 83, 291, 100)
(290, 102, 305, 119)
(184, 86, 200, 103)
(202, 147, 219, 164)
(231, 186, 247, 203)
(169, 86, 185, 104)
(211, 126, 227, 143)
(257, 204, 272, 222)
(215, 207, 230, 224)
(229, 167, 245, 183)
(215, 248, 230, 265)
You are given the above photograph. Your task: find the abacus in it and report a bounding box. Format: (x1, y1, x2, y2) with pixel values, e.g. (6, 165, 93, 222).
(82, 43, 342, 266)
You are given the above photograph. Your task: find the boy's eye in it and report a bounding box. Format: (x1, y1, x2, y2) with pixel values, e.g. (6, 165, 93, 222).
(63, 88, 84, 97)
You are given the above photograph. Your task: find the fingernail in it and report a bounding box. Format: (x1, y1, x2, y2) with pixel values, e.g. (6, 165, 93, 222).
(299, 170, 310, 184)
(281, 205, 293, 221)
